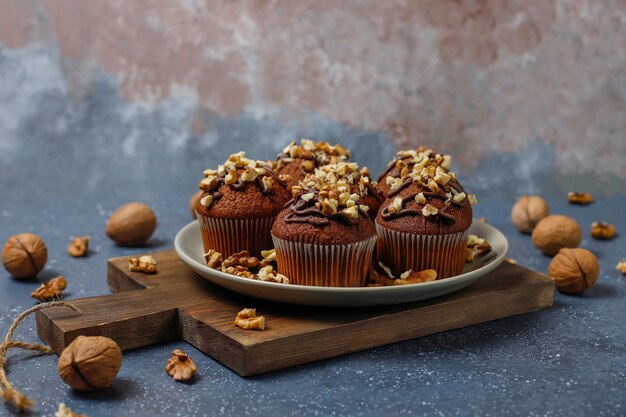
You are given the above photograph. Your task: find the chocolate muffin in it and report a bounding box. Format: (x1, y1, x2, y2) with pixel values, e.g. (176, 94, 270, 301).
(275, 139, 350, 190)
(378, 147, 450, 196)
(272, 166, 377, 287)
(304, 162, 384, 219)
(375, 148, 477, 279)
(196, 152, 290, 258)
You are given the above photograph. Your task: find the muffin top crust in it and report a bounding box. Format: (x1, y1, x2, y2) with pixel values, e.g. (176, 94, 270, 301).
(196, 151, 290, 219)
(275, 139, 350, 189)
(272, 163, 376, 245)
(376, 147, 476, 234)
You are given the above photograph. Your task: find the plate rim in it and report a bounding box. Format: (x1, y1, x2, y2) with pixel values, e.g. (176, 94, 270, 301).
(174, 220, 509, 295)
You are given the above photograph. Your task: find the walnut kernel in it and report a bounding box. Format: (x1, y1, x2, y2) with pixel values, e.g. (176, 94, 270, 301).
(128, 255, 157, 274)
(55, 403, 87, 417)
(466, 234, 492, 262)
(368, 262, 437, 286)
(590, 222, 616, 240)
(2, 233, 48, 279)
(568, 192, 593, 205)
(165, 349, 197, 382)
(31, 276, 67, 302)
(531, 215, 582, 256)
(234, 308, 266, 330)
(204, 249, 223, 269)
(58, 336, 122, 391)
(67, 236, 90, 257)
(617, 259, 626, 275)
(511, 195, 550, 233)
(548, 248, 599, 294)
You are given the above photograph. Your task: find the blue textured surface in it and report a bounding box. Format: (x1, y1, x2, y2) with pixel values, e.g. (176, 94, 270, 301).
(0, 81, 625, 415)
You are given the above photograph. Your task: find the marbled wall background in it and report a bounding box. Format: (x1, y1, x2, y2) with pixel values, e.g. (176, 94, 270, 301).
(1, 0, 625, 200)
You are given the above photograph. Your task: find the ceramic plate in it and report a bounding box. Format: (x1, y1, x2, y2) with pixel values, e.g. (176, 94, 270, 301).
(174, 220, 508, 307)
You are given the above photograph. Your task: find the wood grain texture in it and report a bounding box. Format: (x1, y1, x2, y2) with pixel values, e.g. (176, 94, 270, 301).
(36, 250, 554, 376)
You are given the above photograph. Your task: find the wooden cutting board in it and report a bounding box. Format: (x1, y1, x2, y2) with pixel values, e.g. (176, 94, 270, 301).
(36, 250, 554, 376)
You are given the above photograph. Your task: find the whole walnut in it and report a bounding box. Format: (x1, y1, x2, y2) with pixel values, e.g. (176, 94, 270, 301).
(532, 215, 582, 256)
(58, 335, 122, 391)
(548, 248, 599, 294)
(2, 233, 48, 279)
(511, 195, 550, 233)
(106, 202, 157, 246)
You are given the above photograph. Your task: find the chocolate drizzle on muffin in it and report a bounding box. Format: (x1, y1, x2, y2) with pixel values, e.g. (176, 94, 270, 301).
(282, 163, 371, 227)
(378, 148, 477, 224)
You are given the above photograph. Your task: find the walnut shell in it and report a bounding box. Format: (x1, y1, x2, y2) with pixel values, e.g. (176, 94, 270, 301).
(2, 233, 48, 279)
(58, 335, 122, 391)
(511, 195, 550, 233)
(548, 248, 599, 294)
(106, 202, 157, 246)
(531, 215, 582, 256)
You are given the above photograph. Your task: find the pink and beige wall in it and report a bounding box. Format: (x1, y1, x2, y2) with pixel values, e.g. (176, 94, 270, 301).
(1, 0, 625, 187)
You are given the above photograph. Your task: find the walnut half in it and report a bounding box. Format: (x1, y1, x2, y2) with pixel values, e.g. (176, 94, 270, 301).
(234, 308, 266, 330)
(466, 234, 492, 262)
(31, 276, 67, 302)
(568, 192, 593, 205)
(165, 349, 197, 382)
(590, 222, 616, 240)
(67, 236, 90, 257)
(128, 255, 157, 274)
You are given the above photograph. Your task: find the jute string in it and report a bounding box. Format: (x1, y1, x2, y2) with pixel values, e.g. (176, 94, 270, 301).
(0, 302, 80, 412)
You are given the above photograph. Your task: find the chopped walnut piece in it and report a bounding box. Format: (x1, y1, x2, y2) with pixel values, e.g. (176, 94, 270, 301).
(31, 276, 67, 302)
(222, 251, 260, 269)
(617, 259, 626, 275)
(260, 249, 277, 264)
(165, 349, 197, 382)
(67, 236, 90, 257)
(388, 197, 403, 214)
(200, 194, 214, 208)
(301, 160, 315, 172)
(261, 176, 275, 192)
(204, 249, 223, 269)
(257, 265, 290, 284)
(568, 192, 593, 205)
(590, 222, 616, 240)
(466, 235, 492, 262)
(234, 308, 266, 330)
(397, 269, 437, 284)
(422, 204, 438, 217)
(56, 403, 87, 417)
(128, 255, 158, 274)
(415, 192, 427, 204)
(368, 263, 436, 286)
(279, 174, 292, 183)
(223, 265, 255, 278)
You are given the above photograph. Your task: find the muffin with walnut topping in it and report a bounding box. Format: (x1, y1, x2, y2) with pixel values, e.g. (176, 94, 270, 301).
(275, 139, 350, 190)
(196, 152, 291, 258)
(378, 147, 452, 197)
(375, 148, 477, 279)
(271, 166, 377, 287)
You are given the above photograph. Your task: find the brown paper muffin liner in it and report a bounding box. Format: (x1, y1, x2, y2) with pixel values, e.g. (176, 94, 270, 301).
(272, 234, 377, 287)
(375, 223, 469, 279)
(197, 213, 276, 258)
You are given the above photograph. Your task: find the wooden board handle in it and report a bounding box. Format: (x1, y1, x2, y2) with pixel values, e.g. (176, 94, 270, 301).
(36, 288, 180, 353)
